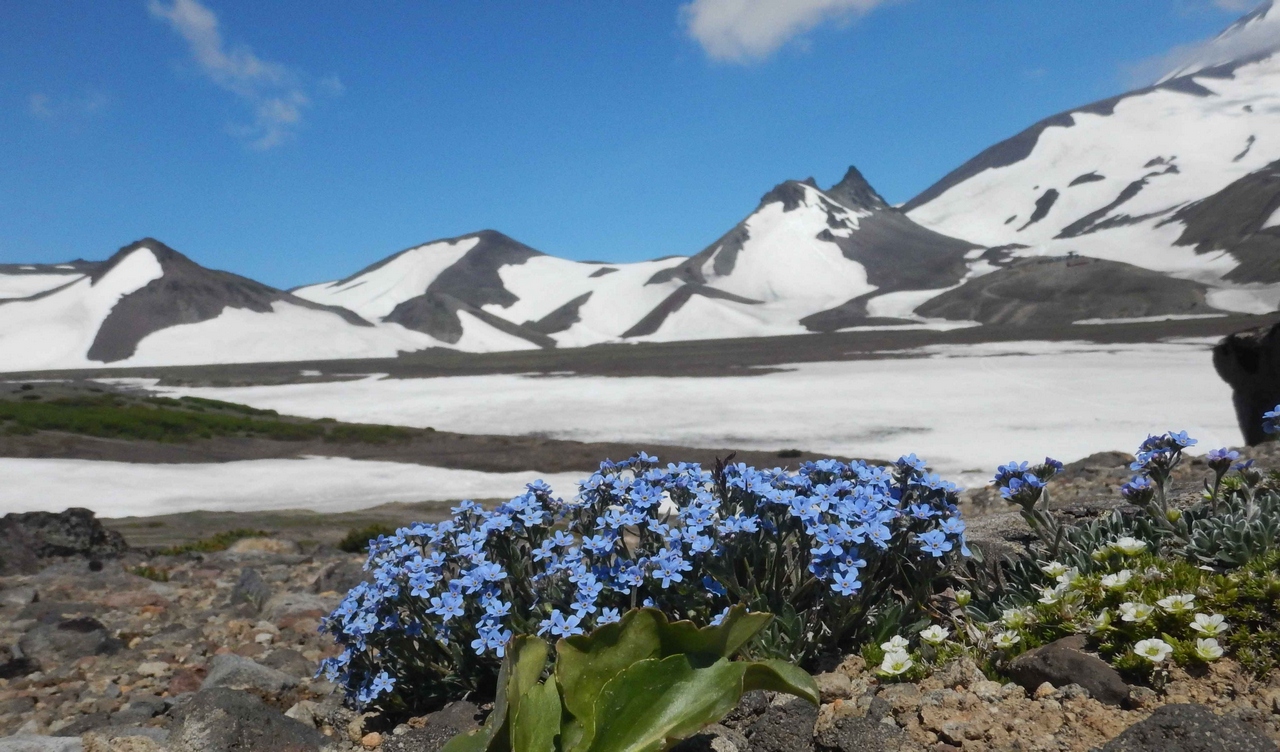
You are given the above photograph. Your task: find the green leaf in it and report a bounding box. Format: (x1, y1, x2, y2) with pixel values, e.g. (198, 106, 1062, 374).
(558, 609, 662, 750)
(505, 635, 550, 734)
(585, 655, 748, 752)
(511, 676, 561, 752)
(653, 605, 773, 660)
(741, 659, 820, 706)
(443, 635, 548, 752)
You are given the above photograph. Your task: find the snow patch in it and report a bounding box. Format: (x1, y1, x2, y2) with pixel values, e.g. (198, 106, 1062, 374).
(0, 456, 587, 517)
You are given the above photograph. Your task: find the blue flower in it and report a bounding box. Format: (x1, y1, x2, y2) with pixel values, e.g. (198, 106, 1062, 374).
(710, 607, 731, 627)
(831, 570, 861, 596)
(369, 671, 395, 698)
(539, 609, 584, 638)
(598, 607, 621, 625)
(918, 530, 953, 558)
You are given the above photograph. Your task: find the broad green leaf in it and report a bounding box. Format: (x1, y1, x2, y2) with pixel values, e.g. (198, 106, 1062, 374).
(511, 676, 561, 752)
(558, 609, 662, 751)
(560, 717, 586, 752)
(443, 635, 548, 752)
(653, 605, 773, 660)
(741, 659, 820, 706)
(585, 655, 748, 752)
(505, 635, 550, 734)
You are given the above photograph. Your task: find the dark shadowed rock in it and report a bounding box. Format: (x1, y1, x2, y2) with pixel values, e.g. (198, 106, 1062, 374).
(50, 712, 112, 737)
(18, 617, 121, 670)
(382, 701, 481, 752)
(672, 723, 749, 751)
(814, 715, 921, 752)
(262, 648, 315, 679)
(1098, 703, 1277, 751)
(1008, 636, 1129, 706)
(167, 688, 329, 752)
(746, 699, 817, 752)
(1214, 321, 1280, 445)
(0, 509, 126, 576)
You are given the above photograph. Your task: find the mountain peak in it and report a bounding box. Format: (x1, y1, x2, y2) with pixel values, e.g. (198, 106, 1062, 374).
(1160, 0, 1280, 82)
(827, 166, 891, 212)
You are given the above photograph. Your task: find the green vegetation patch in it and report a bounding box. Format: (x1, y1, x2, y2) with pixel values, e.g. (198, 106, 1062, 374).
(338, 523, 398, 553)
(0, 394, 414, 444)
(156, 528, 270, 556)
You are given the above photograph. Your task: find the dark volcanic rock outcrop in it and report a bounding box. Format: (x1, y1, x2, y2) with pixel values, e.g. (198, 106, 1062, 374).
(916, 255, 1220, 325)
(0, 508, 127, 575)
(1214, 320, 1280, 445)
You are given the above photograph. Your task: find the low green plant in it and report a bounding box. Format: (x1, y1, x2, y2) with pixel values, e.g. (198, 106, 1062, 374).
(157, 528, 269, 556)
(129, 565, 169, 582)
(338, 524, 398, 553)
(963, 433, 1280, 680)
(441, 606, 818, 752)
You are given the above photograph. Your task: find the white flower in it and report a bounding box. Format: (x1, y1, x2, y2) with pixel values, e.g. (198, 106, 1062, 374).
(1194, 638, 1223, 662)
(879, 651, 913, 676)
(1189, 613, 1228, 636)
(1133, 638, 1173, 663)
(1088, 609, 1113, 634)
(1156, 594, 1195, 614)
(1119, 602, 1154, 623)
(919, 625, 950, 645)
(1001, 607, 1033, 630)
(1112, 537, 1148, 557)
(954, 589, 971, 607)
(880, 635, 910, 653)
(991, 630, 1021, 649)
(1040, 561, 1068, 578)
(1055, 567, 1083, 589)
(1100, 570, 1133, 590)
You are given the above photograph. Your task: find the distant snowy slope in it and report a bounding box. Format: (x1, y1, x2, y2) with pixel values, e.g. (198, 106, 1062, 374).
(904, 2, 1280, 303)
(0, 262, 97, 300)
(0, 239, 459, 373)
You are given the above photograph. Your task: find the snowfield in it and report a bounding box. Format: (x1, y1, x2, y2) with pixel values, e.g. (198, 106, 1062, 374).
(140, 338, 1238, 490)
(0, 456, 587, 518)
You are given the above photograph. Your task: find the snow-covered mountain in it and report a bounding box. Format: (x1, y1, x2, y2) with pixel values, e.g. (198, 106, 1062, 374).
(904, 1, 1280, 313)
(2, 3, 1278, 372)
(292, 168, 991, 347)
(0, 239, 449, 372)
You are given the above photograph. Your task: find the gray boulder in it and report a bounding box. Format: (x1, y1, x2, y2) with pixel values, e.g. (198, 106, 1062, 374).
(1099, 703, 1277, 751)
(167, 688, 329, 752)
(201, 653, 299, 695)
(1007, 636, 1130, 706)
(229, 568, 271, 611)
(311, 560, 367, 594)
(18, 617, 121, 670)
(673, 723, 749, 751)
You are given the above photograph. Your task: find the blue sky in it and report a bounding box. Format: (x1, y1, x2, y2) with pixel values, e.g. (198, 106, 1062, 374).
(0, 0, 1262, 287)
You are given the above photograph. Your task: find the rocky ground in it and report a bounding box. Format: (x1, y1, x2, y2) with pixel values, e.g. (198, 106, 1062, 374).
(3, 445, 1280, 752)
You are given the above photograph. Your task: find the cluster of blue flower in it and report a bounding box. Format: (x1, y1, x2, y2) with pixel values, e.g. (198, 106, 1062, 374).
(318, 452, 970, 709)
(992, 457, 1064, 509)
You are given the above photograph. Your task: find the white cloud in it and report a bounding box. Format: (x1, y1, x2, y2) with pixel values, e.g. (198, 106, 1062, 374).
(27, 91, 109, 120)
(147, 0, 338, 149)
(1130, 1, 1280, 84)
(680, 0, 896, 63)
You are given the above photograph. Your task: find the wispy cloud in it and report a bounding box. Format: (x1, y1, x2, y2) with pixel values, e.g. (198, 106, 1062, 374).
(147, 0, 340, 149)
(27, 91, 110, 121)
(680, 0, 896, 63)
(1128, 1, 1279, 84)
